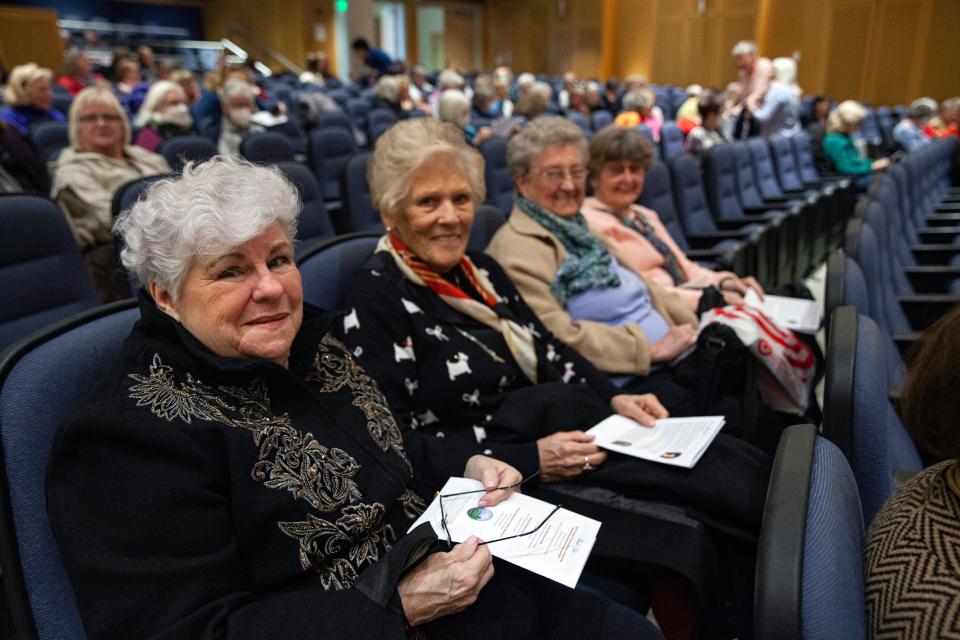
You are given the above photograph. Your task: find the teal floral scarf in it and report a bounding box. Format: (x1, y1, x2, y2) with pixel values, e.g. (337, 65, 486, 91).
(515, 195, 620, 306)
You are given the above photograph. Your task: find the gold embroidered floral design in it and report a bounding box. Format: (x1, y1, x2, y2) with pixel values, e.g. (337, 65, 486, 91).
(278, 503, 396, 587)
(308, 336, 411, 471)
(398, 488, 427, 519)
(128, 354, 233, 424)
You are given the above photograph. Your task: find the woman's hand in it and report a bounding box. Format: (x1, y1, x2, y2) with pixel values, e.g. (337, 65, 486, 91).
(398, 536, 495, 626)
(718, 273, 764, 300)
(463, 455, 523, 507)
(536, 431, 607, 482)
(650, 325, 697, 363)
(610, 393, 669, 427)
(872, 157, 891, 172)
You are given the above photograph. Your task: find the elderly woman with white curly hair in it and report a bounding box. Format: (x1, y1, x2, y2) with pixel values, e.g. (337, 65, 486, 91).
(46, 155, 655, 640)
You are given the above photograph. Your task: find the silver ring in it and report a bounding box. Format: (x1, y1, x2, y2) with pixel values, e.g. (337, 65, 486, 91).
(583, 455, 593, 471)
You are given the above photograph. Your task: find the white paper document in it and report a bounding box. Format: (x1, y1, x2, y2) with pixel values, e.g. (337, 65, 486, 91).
(743, 289, 822, 334)
(409, 477, 600, 588)
(587, 414, 725, 469)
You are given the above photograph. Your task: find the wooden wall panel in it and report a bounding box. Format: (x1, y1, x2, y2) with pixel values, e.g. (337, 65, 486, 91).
(0, 6, 64, 71)
(916, 0, 960, 101)
(823, 3, 874, 101)
(866, 1, 921, 106)
(609, 0, 656, 79)
(651, 21, 685, 85)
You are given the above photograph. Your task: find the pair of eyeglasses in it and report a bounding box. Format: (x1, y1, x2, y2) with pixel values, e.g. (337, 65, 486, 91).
(537, 166, 587, 185)
(78, 113, 123, 124)
(437, 470, 560, 549)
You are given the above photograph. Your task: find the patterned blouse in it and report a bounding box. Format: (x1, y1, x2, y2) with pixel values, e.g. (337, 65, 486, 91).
(864, 460, 960, 639)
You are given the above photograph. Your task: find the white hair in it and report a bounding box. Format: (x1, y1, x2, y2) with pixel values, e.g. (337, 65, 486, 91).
(686, 84, 703, 97)
(437, 89, 470, 128)
(507, 116, 587, 179)
(373, 74, 402, 102)
(114, 156, 300, 297)
(731, 40, 758, 57)
(437, 69, 465, 90)
(531, 81, 552, 101)
(517, 73, 535, 88)
(134, 80, 186, 127)
(622, 88, 654, 112)
(219, 79, 257, 103)
(772, 57, 797, 85)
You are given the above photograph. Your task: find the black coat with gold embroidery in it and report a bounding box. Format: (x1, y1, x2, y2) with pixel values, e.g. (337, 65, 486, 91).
(45, 295, 482, 639)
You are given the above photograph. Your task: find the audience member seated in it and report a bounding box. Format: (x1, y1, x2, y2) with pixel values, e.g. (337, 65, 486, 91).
(675, 84, 702, 134)
(169, 68, 203, 109)
(471, 85, 499, 122)
(438, 89, 493, 146)
(585, 81, 604, 113)
(341, 119, 772, 636)
(299, 51, 333, 86)
(823, 100, 890, 190)
(49, 86, 170, 300)
(602, 78, 622, 113)
(57, 50, 99, 97)
(137, 45, 162, 83)
(864, 305, 960, 639)
(352, 37, 393, 80)
(614, 89, 663, 141)
(924, 97, 959, 139)
(193, 63, 256, 131)
(750, 57, 802, 139)
(486, 117, 788, 444)
(46, 155, 654, 640)
(684, 92, 729, 156)
(557, 71, 577, 111)
(408, 64, 433, 105)
(514, 72, 536, 102)
(565, 82, 590, 117)
(0, 63, 65, 136)
(491, 72, 513, 118)
(132, 80, 195, 152)
(802, 94, 831, 129)
(216, 79, 265, 157)
(582, 126, 762, 313)
(371, 74, 413, 118)
(513, 91, 550, 122)
(0, 120, 45, 193)
(730, 40, 773, 138)
(428, 69, 466, 117)
(113, 58, 143, 110)
(893, 98, 936, 152)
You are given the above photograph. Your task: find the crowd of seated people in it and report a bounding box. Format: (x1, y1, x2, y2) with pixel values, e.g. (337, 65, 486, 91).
(0, 31, 958, 639)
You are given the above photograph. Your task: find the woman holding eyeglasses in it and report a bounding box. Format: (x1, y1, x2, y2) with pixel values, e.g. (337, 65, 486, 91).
(343, 118, 771, 639)
(50, 85, 170, 300)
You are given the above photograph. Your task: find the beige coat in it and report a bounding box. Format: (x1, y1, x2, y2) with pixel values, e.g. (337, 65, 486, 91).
(486, 206, 698, 376)
(50, 145, 170, 247)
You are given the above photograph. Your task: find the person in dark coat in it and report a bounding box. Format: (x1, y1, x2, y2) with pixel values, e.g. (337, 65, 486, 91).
(46, 155, 658, 640)
(341, 118, 773, 639)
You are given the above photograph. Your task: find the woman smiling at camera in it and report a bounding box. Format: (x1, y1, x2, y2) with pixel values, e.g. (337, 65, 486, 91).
(46, 156, 654, 640)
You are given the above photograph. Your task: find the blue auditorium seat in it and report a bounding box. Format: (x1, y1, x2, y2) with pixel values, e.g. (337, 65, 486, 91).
(346, 98, 371, 132)
(658, 121, 684, 162)
(157, 135, 217, 172)
(822, 306, 923, 524)
(567, 112, 591, 135)
(297, 232, 381, 310)
(592, 110, 613, 132)
(308, 127, 358, 204)
(769, 136, 810, 193)
(366, 108, 398, 143)
(239, 131, 296, 163)
(272, 162, 336, 255)
(468, 204, 507, 252)
(325, 90, 350, 112)
(636, 124, 655, 147)
(368, 120, 394, 147)
(29, 122, 69, 158)
(479, 137, 514, 217)
(315, 110, 353, 134)
(0, 195, 102, 351)
(338, 151, 384, 234)
(754, 423, 865, 640)
(0, 300, 140, 639)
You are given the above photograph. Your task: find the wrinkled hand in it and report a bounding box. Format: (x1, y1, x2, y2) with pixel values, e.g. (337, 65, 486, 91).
(872, 157, 891, 172)
(650, 325, 697, 363)
(473, 127, 494, 145)
(463, 455, 523, 507)
(536, 431, 607, 482)
(398, 536, 494, 626)
(610, 393, 669, 427)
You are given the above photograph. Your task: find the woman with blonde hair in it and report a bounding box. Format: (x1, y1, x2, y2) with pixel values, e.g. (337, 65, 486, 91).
(49, 85, 169, 300)
(823, 100, 889, 189)
(0, 63, 65, 135)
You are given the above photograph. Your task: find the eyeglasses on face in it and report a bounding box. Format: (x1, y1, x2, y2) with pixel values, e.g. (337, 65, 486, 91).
(437, 470, 559, 549)
(535, 166, 587, 185)
(78, 113, 123, 124)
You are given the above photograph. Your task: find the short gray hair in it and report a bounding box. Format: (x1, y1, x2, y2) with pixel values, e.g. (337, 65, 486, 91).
(731, 40, 757, 57)
(437, 89, 469, 126)
(506, 116, 588, 179)
(220, 79, 257, 103)
(531, 81, 552, 101)
(621, 88, 654, 112)
(368, 118, 485, 221)
(114, 156, 300, 297)
(436, 69, 465, 90)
